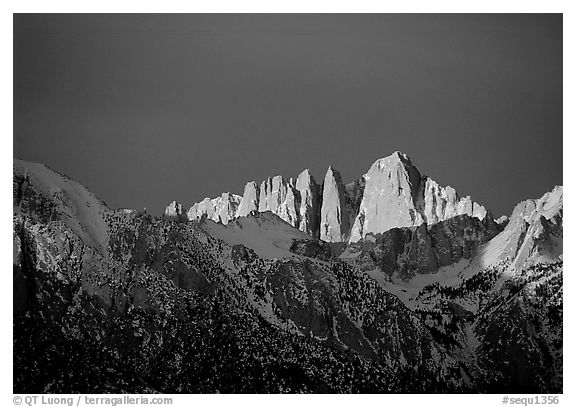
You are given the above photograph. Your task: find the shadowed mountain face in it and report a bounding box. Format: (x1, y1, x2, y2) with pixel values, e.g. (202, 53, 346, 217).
(13, 158, 562, 393)
(339, 214, 501, 281)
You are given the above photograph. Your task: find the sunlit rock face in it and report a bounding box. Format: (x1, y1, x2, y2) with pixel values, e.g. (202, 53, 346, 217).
(349, 152, 424, 242)
(485, 185, 563, 268)
(420, 178, 487, 225)
(295, 169, 320, 238)
(320, 166, 350, 242)
(348, 152, 489, 242)
(186, 151, 490, 242)
(258, 176, 300, 227)
(196, 171, 320, 235)
(187, 192, 242, 224)
(495, 215, 509, 226)
(164, 200, 184, 219)
(236, 181, 260, 217)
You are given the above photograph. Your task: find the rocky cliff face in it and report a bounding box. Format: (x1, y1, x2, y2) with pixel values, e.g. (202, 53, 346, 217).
(320, 167, 350, 242)
(164, 200, 185, 220)
(348, 152, 489, 242)
(477, 186, 563, 270)
(236, 181, 260, 217)
(183, 151, 489, 243)
(349, 152, 424, 242)
(13, 159, 110, 252)
(188, 170, 321, 237)
(343, 214, 500, 281)
(258, 176, 300, 227)
(344, 177, 365, 233)
(420, 178, 487, 225)
(295, 169, 320, 237)
(187, 192, 242, 225)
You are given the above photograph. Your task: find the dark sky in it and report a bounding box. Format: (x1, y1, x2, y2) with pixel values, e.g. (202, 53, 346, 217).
(14, 14, 562, 217)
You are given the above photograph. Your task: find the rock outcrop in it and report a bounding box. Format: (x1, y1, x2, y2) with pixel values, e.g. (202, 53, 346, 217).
(187, 192, 242, 225)
(348, 152, 489, 242)
(495, 215, 509, 227)
(258, 176, 300, 226)
(320, 166, 350, 242)
(349, 152, 424, 242)
(295, 169, 320, 237)
(289, 238, 333, 261)
(13, 159, 110, 252)
(481, 186, 563, 269)
(236, 181, 260, 217)
(196, 171, 321, 237)
(344, 177, 366, 232)
(164, 200, 185, 220)
(343, 214, 500, 280)
(420, 178, 487, 225)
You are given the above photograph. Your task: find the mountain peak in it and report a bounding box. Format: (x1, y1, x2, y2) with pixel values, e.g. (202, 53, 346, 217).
(325, 164, 339, 175)
(320, 165, 349, 242)
(298, 168, 313, 177)
(391, 150, 411, 160)
(182, 151, 492, 243)
(372, 151, 414, 171)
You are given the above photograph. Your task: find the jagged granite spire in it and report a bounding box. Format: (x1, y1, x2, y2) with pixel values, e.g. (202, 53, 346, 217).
(258, 175, 300, 226)
(236, 181, 260, 217)
(320, 166, 350, 242)
(295, 169, 320, 237)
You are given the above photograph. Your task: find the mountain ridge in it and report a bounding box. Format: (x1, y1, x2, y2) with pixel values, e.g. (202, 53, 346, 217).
(13, 156, 563, 393)
(177, 151, 492, 243)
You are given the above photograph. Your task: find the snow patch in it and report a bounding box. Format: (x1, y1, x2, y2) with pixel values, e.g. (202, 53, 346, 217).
(200, 212, 311, 259)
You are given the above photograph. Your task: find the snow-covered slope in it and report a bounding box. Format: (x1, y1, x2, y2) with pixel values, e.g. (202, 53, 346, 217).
(473, 186, 563, 271)
(13, 159, 110, 251)
(197, 211, 312, 259)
